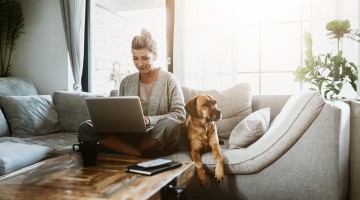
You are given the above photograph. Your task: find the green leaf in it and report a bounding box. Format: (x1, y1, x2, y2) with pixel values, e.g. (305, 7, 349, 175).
(305, 49, 313, 59)
(293, 20, 359, 100)
(326, 20, 351, 40)
(324, 90, 331, 98)
(304, 32, 312, 48)
(350, 81, 357, 91)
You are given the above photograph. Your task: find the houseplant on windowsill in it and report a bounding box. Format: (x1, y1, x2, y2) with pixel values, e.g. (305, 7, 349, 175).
(294, 20, 359, 100)
(0, 0, 25, 77)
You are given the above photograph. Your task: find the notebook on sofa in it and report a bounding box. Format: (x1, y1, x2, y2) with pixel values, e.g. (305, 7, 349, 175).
(85, 96, 153, 134)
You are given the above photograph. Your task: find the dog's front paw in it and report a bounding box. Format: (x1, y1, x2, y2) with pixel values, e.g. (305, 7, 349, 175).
(214, 164, 224, 182)
(198, 175, 207, 188)
(197, 169, 207, 188)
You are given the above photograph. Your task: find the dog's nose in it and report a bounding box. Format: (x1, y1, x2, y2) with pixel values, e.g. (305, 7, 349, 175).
(211, 109, 222, 120)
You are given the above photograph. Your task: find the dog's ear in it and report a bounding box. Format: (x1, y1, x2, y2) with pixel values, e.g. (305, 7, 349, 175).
(205, 94, 216, 103)
(185, 97, 198, 117)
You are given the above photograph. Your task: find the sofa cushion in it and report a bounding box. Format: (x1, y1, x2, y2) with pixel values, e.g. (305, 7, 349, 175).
(53, 91, 101, 132)
(182, 82, 252, 138)
(21, 132, 78, 155)
(163, 91, 326, 174)
(228, 107, 270, 149)
(0, 95, 61, 137)
(0, 109, 10, 137)
(0, 142, 52, 175)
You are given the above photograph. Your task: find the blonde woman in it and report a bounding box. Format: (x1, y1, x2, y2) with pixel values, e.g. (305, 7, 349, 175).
(79, 29, 186, 157)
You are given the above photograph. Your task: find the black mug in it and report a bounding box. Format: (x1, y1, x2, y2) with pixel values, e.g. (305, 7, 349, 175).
(73, 142, 99, 166)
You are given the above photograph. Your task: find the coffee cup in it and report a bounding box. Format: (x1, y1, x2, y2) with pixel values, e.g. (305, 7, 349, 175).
(73, 141, 99, 166)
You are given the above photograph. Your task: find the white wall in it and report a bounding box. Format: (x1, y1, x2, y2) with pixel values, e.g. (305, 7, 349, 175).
(11, 0, 70, 95)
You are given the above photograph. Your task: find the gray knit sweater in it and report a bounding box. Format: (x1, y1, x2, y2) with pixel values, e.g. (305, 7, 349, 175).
(119, 69, 186, 125)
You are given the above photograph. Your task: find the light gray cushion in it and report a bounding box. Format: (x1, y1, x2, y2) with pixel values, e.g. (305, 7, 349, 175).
(182, 82, 252, 138)
(53, 91, 101, 132)
(0, 95, 61, 137)
(0, 109, 10, 137)
(229, 107, 270, 149)
(0, 142, 52, 175)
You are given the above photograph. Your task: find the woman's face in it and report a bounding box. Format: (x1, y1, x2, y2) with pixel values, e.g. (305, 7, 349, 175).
(131, 48, 157, 74)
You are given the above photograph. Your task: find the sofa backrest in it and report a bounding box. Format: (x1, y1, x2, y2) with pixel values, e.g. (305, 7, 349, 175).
(0, 77, 38, 96)
(252, 95, 290, 121)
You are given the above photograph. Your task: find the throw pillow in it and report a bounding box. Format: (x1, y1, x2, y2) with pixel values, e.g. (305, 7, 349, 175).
(0, 109, 10, 137)
(182, 82, 252, 138)
(0, 95, 61, 137)
(53, 91, 101, 132)
(228, 107, 270, 149)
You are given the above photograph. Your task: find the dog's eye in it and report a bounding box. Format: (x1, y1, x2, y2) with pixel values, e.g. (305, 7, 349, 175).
(202, 103, 210, 107)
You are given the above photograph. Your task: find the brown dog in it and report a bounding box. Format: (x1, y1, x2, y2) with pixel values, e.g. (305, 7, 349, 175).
(182, 94, 224, 188)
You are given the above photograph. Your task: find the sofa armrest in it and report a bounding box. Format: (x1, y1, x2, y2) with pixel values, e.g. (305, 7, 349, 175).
(260, 101, 350, 199)
(349, 100, 360, 200)
(53, 91, 101, 132)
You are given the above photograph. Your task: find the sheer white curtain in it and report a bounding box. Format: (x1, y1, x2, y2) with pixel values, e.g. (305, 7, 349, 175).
(60, 0, 86, 91)
(173, 0, 359, 96)
(174, 0, 236, 90)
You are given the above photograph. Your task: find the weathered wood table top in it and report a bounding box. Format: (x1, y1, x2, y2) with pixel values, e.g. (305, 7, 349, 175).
(0, 153, 195, 200)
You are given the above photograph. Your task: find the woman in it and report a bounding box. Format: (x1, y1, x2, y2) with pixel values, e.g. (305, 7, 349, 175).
(78, 29, 186, 157)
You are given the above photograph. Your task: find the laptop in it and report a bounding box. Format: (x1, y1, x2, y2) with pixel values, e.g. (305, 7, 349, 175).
(85, 96, 152, 134)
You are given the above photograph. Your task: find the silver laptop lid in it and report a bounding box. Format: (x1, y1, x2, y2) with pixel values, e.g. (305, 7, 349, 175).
(85, 96, 148, 134)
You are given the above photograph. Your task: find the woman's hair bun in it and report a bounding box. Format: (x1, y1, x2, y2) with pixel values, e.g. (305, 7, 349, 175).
(141, 28, 152, 39)
(131, 28, 157, 54)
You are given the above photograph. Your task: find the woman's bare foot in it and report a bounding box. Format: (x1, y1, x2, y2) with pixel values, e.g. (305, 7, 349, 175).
(100, 136, 141, 157)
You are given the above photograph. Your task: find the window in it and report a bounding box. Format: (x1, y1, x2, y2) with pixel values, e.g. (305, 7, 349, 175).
(173, 0, 359, 98)
(92, 0, 166, 96)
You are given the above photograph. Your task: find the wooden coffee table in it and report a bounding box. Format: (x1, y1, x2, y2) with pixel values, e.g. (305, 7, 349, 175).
(0, 153, 195, 200)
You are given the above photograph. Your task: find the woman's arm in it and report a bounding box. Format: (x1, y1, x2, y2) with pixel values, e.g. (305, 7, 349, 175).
(147, 73, 186, 125)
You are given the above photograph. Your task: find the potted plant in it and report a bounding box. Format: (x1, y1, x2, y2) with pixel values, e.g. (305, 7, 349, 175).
(294, 20, 359, 100)
(0, 0, 25, 77)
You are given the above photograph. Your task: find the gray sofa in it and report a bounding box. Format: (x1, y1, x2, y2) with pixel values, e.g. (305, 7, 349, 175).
(0, 77, 350, 200)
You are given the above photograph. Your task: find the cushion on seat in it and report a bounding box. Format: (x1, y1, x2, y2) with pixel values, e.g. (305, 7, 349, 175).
(21, 132, 78, 155)
(228, 107, 270, 149)
(53, 91, 101, 132)
(0, 110, 10, 137)
(0, 95, 61, 137)
(0, 142, 52, 175)
(182, 82, 252, 138)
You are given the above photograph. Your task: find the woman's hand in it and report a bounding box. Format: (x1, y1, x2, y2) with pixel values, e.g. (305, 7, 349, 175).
(143, 116, 150, 126)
